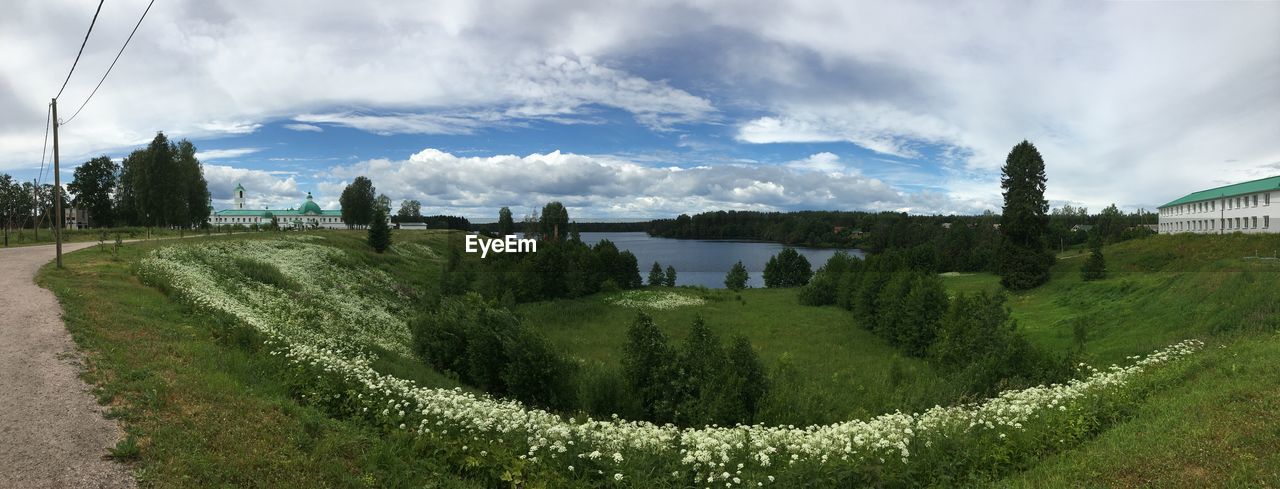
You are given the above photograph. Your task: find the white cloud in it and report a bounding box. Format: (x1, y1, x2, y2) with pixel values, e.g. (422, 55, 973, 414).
(319, 148, 988, 218)
(203, 164, 303, 209)
(195, 147, 263, 160)
(282, 123, 323, 132)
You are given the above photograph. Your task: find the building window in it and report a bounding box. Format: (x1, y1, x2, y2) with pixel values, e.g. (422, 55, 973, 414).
(1252, 216, 1258, 228)
(1267, 193, 1272, 205)
(1266, 216, 1271, 228)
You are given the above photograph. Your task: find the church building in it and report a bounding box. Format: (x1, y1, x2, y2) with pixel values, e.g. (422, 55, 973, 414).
(208, 184, 346, 229)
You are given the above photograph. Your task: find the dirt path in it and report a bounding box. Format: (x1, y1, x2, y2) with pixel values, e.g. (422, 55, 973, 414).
(0, 242, 136, 488)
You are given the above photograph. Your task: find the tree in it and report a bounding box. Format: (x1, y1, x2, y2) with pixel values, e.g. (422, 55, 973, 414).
(1081, 230, 1106, 281)
(648, 262, 664, 287)
(376, 193, 392, 217)
(497, 206, 515, 235)
(724, 261, 749, 290)
(339, 176, 376, 228)
(763, 248, 813, 287)
(718, 336, 767, 423)
(664, 265, 677, 287)
(996, 140, 1053, 290)
(540, 201, 569, 241)
(107, 133, 208, 228)
(674, 317, 724, 425)
(1, 174, 34, 245)
(397, 199, 422, 219)
(368, 209, 391, 253)
(621, 313, 678, 422)
(1095, 203, 1123, 244)
(174, 140, 211, 229)
(68, 156, 118, 227)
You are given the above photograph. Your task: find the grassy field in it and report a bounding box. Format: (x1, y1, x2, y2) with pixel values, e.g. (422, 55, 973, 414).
(38, 230, 477, 488)
(0, 226, 265, 248)
(36, 230, 1280, 487)
(519, 287, 955, 425)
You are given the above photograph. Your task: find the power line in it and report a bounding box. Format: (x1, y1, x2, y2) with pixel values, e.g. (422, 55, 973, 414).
(37, 103, 51, 186)
(61, 0, 155, 126)
(55, 0, 106, 100)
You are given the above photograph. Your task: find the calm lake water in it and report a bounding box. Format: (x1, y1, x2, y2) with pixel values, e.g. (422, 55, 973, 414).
(578, 232, 864, 288)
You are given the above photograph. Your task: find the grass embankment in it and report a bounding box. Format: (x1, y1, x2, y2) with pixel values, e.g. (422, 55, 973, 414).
(39, 230, 476, 488)
(39, 231, 1280, 487)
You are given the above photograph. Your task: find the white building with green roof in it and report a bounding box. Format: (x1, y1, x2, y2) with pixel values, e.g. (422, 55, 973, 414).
(1157, 176, 1278, 234)
(208, 184, 346, 229)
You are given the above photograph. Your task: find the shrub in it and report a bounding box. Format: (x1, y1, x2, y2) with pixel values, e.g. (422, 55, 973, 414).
(763, 247, 813, 287)
(1081, 231, 1106, 281)
(724, 260, 749, 290)
(367, 209, 392, 253)
(648, 261, 664, 287)
(621, 312, 679, 423)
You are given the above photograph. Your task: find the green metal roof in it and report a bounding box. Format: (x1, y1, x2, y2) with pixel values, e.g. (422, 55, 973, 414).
(1159, 175, 1280, 208)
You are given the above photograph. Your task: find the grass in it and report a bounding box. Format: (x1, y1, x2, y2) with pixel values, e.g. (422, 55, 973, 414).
(35, 229, 1280, 487)
(519, 286, 956, 425)
(1, 226, 206, 248)
(997, 332, 1280, 487)
(38, 230, 478, 488)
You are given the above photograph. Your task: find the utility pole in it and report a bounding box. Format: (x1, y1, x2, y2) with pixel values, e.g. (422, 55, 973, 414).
(51, 98, 63, 268)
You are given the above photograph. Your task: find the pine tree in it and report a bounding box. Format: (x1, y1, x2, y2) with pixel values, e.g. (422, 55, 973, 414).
(1081, 230, 1106, 281)
(497, 206, 515, 235)
(997, 140, 1053, 290)
(724, 260, 749, 290)
(367, 209, 391, 253)
(664, 265, 677, 287)
(648, 262, 664, 287)
(622, 313, 678, 422)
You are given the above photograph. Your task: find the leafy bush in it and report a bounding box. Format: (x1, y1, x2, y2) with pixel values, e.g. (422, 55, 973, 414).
(724, 260, 749, 290)
(763, 247, 813, 287)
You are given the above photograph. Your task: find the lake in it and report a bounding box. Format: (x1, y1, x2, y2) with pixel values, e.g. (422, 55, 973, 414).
(577, 232, 864, 288)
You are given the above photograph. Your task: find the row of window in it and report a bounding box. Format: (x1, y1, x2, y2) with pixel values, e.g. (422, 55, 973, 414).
(1161, 215, 1270, 232)
(212, 216, 343, 223)
(1163, 192, 1272, 216)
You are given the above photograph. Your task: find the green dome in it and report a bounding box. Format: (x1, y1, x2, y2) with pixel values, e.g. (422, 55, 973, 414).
(300, 192, 323, 214)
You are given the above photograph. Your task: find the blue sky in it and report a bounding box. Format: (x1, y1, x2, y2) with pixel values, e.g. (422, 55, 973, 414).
(2, 0, 1278, 219)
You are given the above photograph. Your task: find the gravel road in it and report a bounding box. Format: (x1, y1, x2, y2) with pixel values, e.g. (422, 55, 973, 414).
(0, 242, 136, 488)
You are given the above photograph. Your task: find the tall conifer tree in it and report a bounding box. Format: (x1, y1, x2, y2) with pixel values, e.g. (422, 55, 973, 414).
(997, 140, 1053, 290)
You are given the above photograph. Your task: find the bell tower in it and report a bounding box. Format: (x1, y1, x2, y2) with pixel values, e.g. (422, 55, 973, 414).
(234, 183, 246, 209)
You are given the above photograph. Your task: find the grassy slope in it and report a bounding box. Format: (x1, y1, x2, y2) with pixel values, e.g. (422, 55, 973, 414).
(39, 230, 477, 488)
(518, 288, 953, 424)
(40, 229, 1280, 487)
(979, 234, 1280, 487)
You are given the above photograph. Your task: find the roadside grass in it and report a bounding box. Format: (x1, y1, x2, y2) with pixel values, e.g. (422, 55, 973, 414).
(3, 226, 205, 248)
(38, 230, 478, 488)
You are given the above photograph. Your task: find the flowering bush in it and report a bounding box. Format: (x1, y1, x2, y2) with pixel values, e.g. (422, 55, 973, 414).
(605, 290, 706, 310)
(137, 238, 1205, 487)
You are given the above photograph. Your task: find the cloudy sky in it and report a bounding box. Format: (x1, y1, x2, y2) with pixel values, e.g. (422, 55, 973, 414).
(2, 0, 1277, 219)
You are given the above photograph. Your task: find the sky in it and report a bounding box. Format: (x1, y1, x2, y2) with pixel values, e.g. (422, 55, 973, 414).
(2, 0, 1278, 220)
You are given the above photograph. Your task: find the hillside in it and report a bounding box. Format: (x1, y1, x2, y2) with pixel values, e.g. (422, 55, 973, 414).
(37, 230, 1280, 487)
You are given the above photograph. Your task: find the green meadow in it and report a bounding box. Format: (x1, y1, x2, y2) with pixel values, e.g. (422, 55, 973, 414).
(35, 230, 1280, 487)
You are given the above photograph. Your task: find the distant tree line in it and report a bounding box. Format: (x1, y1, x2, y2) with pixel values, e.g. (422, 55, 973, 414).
(440, 201, 642, 303)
